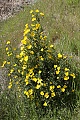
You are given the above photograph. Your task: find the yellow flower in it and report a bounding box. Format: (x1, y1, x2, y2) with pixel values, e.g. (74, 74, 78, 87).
(51, 92, 55, 97)
(8, 85, 12, 89)
(31, 31, 35, 37)
(41, 48, 44, 51)
(30, 51, 34, 54)
(13, 48, 16, 51)
(40, 56, 44, 61)
(35, 23, 40, 29)
(57, 67, 60, 71)
(65, 68, 69, 71)
(32, 77, 37, 82)
(54, 65, 57, 69)
(7, 62, 10, 65)
(8, 81, 12, 89)
(65, 72, 69, 76)
(8, 73, 10, 76)
(56, 70, 60, 74)
(70, 73, 76, 78)
(31, 24, 35, 27)
(44, 92, 49, 98)
(35, 9, 39, 12)
(61, 88, 65, 92)
(38, 70, 42, 74)
(43, 102, 47, 106)
(6, 47, 8, 51)
(18, 69, 20, 73)
(72, 89, 75, 92)
(28, 89, 33, 95)
(22, 65, 27, 70)
(48, 54, 52, 59)
(50, 44, 54, 48)
(63, 85, 67, 88)
(30, 10, 33, 14)
(32, 14, 34, 17)
(64, 76, 69, 80)
(16, 55, 19, 58)
(27, 45, 32, 49)
(20, 58, 23, 62)
(24, 91, 29, 98)
(40, 91, 44, 96)
(23, 29, 30, 36)
(25, 78, 28, 82)
(24, 56, 28, 62)
(41, 58, 44, 61)
(40, 12, 44, 16)
(35, 84, 41, 89)
(13, 64, 17, 66)
(6, 52, 9, 55)
(32, 18, 36, 21)
(1, 61, 7, 67)
(21, 71, 24, 75)
(20, 46, 24, 50)
(37, 78, 43, 85)
(14, 75, 18, 78)
(21, 36, 27, 45)
(10, 69, 14, 73)
(25, 23, 28, 28)
(58, 53, 62, 58)
(57, 77, 59, 79)
(20, 51, 25, 57)
(16, 81, 19, 85)
(43, 83, 46, 87)
(26, 74, 30, 79)
(8, 53, 12, 57)
(40, 35, 43, 40)
(24, 90, 27, 94)
(50, 82, 52, 84)
(57, 85, 61, 88)
(6, 41, 10, 44)
(50, 85, 55, 91)
(43, 36, 47, 40)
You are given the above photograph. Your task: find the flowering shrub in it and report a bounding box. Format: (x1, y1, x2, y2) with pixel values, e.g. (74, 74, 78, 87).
(1, 9, 77, 116)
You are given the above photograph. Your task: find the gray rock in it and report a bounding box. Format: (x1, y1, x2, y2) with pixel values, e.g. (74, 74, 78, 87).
(0, 0, 35, 21)
(0, 68, 8, 93)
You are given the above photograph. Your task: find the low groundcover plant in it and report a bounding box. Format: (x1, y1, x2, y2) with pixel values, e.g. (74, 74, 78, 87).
(1, 9, 78, 117)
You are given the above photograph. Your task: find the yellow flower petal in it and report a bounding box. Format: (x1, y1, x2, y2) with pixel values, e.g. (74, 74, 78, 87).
(44, 93, 49, 98)
(30, 10, 33, 14)
(70, 73, 76, 78)
(65, 72, 69, 76)
(24, 56, 28, 62)
(43, 102, 47, 106)
(50, 45, 54, 48)
(40, 91, 44, 96)
(35, 9, 39, 12)
(32, 18, 36, 21)
(51, 92, 56, 97)
(57, 85, 61, 88)
(40, 12, 44, 16)
(58, 53, 62, 58)
(54, 65, 57, 69)
(61, 88, 65, 92)
(56, 70, 60, 74)
(64, 76, 69, 80)
(6, 41, 10, 44)
(65, 68, 69, 71)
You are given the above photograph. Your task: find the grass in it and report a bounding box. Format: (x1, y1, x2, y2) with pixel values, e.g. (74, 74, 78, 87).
(0, 0, 80, 66)
(0, 0, 80, 119)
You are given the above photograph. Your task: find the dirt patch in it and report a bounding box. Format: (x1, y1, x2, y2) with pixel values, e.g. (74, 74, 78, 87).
(0, 68, 8, 93)
(0, 0, 35, 21)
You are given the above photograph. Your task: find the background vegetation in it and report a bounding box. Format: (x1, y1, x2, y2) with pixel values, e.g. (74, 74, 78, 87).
(0, 0, 80, 120)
